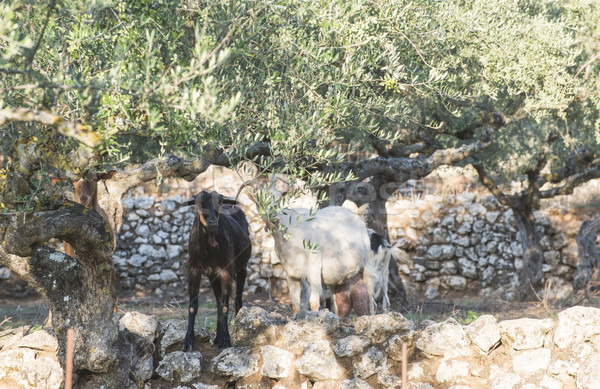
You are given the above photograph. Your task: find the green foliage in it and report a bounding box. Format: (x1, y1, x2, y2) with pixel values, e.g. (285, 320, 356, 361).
(1, 0, 599, 200)
(1, 0, 238, 164)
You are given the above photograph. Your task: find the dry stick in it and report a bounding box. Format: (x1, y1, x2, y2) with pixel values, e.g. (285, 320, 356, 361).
(402, 342, 408, 389)
(65, 328, 75, 389)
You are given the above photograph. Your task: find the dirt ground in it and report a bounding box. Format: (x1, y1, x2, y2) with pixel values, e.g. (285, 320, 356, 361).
(2, 285, 599, 332)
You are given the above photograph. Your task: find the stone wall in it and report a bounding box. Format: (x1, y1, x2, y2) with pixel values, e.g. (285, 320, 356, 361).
(386, 193, 579, 301)
(0, 165, 595, 302)
(112, 190, 583, 302)
(2, 306, 600, 388)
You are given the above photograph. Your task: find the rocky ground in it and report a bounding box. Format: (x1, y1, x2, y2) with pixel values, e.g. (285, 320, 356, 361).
(2, 289, 600, 388)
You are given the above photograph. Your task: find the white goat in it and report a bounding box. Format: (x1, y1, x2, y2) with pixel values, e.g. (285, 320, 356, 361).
(272, 206, 375, 316)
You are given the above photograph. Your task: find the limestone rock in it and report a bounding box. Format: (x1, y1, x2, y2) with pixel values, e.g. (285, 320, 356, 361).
(280, 320, 329, 352)
(0, 349, 62, 389)
(333, 335, 370, 358)
(293, 310, 340, 334)
(211, 347, 260, 382)
(354, 312, 414, 343)
(17, 330, 59, 353)
(296, 340, 343, 381)
(261, 345, 295, 379)
(489, 367, 523, 389)
(499, 318, 553, 351)
(576, 353, 600, 389)
(354, 347, 386, 379)
(386, 331, 417, 361)
(340, 377, 373, 388)
(512, 348, 551, 378)
(136, 196, 156, 209)
(233, 306, 286, 347)
(436, 359, 470, 384)
(119, 311, 159, 342)
(465, 315, 501, 354)
(156, 351, 202, 383)
(554, 306, 600, 350)
(416, 319, 471, 357)
(441, 275, 467, 290)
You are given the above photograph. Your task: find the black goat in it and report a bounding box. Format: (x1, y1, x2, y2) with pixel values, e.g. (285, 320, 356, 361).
(182, 190, 252, 350)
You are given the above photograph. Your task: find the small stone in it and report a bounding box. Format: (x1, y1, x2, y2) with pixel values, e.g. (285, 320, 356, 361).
(354, 312, 414, 343)
(416, 318, 471, 358)
(333, 335, 370, 358)
(296, 340, 344, 381)
(354, 347, 386, 379)
(156, 351, 202, 383)
(554, 306, 600, 350)
(119, 311, 159, 342)
(211, 347, 260, 382)
(465, 315, 501, 354)
(261, 345, 295, 379)
(499, 318, 553, 351)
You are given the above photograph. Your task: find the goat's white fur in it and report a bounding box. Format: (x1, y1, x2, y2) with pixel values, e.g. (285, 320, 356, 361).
(273, 206, 375, 315)
(366, 229, 410, 313)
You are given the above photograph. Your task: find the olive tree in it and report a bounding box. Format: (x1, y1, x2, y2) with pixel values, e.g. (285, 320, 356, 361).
(2, 0, 599, 384)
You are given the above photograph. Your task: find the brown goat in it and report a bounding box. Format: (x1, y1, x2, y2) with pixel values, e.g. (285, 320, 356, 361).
(63, 170, 117, 257)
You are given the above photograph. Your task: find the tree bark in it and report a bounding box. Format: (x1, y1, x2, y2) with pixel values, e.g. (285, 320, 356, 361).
(0, 199, 117, 374)
(573, 216, 600, 291)
(512, 205, 545, 300)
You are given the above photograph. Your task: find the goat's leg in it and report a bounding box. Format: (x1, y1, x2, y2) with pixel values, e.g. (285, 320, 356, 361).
(210, 275, 231, 348)
(287, 277, 302, 315)
(182, 267, 201, 351)
(381, 257, 391, 313)
(307, 265, 323, 312)
(234, 267, 247, 316)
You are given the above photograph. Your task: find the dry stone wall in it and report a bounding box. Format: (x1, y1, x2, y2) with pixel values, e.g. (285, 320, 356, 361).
(386, 193, 577, 301)
(2, 306, 600, 388)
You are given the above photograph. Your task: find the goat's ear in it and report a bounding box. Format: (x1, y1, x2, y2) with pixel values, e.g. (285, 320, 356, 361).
(184, 196, 196, 206)
(222, 197, 238, 205)
(97, 170, 117, 181)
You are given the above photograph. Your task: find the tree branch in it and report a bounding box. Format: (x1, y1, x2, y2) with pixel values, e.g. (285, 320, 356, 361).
(3, 199, 113, 263)
(0, 108, 102, 148)
(473, 164, 516, 208)
(540, 160, 600, 198)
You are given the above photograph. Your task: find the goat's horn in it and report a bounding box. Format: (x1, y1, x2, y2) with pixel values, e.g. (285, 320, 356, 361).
(222, 197, 238, 204)
(234, 179, 261, 203)
(357, 203, 370, 217)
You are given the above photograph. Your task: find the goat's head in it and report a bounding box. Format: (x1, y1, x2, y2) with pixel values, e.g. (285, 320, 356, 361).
(75, 170, 117, 209)
(188, 190, 238, 234)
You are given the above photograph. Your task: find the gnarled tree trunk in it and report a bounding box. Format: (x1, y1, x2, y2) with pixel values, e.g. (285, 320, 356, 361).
(512, 205, 545, 300)
(1, 199, 118, 376)
(573, 216, 600, 291)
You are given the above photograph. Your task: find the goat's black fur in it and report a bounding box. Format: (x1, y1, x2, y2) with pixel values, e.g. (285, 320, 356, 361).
(182, 190, 252, 350)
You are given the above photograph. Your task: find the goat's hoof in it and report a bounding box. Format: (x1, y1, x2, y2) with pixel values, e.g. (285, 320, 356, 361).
(181, 341, 194, 352)
(214, 337, 231, 349)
